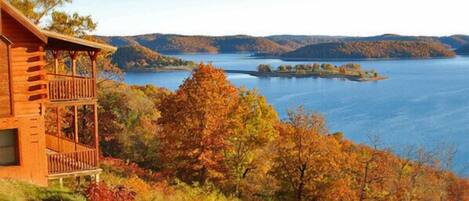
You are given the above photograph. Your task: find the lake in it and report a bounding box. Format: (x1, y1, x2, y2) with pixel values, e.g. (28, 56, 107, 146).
(125, 53, 469, 175)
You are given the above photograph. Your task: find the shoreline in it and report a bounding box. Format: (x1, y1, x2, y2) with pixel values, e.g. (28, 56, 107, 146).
(251, 55, 457, 61)
(224, 70, 387, 82)
(122, 65, 196, 73)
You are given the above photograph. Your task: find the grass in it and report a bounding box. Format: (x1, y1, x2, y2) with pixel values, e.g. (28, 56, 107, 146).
(0, 179, 85, 201)
(0, 164, 238, 201)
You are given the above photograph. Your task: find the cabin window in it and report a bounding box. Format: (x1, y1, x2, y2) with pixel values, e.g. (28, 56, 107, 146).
(0, 36, 13, 117)
(0, 129, 19, 166)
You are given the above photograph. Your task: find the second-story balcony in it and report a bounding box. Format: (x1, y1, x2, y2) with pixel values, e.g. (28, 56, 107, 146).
(48, 74, 96, 102)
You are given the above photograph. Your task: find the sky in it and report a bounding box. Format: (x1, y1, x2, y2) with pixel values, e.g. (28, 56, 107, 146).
(63, 0, 469, 37)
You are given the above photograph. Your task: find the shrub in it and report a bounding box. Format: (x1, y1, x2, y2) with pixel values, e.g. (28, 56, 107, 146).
(86, 182, 136, 201)
(257, 64, 272, 72)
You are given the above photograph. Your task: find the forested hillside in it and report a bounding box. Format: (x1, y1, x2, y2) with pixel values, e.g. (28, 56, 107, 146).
(281, 41, 456, 59)
(456, 44, 469, 55)
(266, 35, 346, 49)
(99, 34, 290, 54)
(100, 34, 469, 55)
(111, 44, 196, 71)
(93, 64, 469, 201)
(268, 34, 469, 50)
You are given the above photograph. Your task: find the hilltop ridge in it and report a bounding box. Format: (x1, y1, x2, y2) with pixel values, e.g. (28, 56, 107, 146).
(98, 33, 469, 56)
(281, 41, 456, 59)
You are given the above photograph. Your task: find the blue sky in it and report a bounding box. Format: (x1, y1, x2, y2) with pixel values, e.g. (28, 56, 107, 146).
(63, 0, 469, 36)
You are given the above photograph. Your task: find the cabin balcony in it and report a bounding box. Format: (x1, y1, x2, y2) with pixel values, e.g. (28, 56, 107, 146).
(44, 49, 100, 105)
(47, 74, 96, 103)
(46, 134, 100, 177)
(44, 100, 100, 179)
(45, 135, 101, 179)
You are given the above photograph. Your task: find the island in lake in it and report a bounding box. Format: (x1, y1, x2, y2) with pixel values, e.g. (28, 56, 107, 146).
(226, 63, 387, 82)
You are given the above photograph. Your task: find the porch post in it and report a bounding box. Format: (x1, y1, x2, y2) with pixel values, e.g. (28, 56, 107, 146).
(56, 107, 61, 152)
(69, 51, 79, 151)
(94, 103, 99, 166)
(69, 51, 78, 100)
(74, 104, 78, 151)
(88, 50, 99, 97)
(52, 50, 60, 74)
(88, 50, 100, 165)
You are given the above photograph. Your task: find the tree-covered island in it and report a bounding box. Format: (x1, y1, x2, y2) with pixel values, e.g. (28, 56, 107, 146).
(246, 63, 386, 81)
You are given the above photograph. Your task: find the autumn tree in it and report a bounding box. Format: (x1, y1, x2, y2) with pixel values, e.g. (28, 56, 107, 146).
(8, 0, 96, 36)
(257, 64, 273, 73)
(10, 0, 122, 83)
(270, 108, 355, 201)
(158, 63, 239, 184)
(98, 82, 167, 169)
(224, 88, 279, 198)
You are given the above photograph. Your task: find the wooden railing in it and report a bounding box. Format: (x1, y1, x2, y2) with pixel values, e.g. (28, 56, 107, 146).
(46, 133, 96, 154)
(48, 74, 95, 101)
(47, 150, 98, 175)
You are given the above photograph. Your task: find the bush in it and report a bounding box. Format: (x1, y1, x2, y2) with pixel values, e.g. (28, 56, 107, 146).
(86, 182, 136, 201)
(277, 65, 287, 72)
(257, 64, 272, 72)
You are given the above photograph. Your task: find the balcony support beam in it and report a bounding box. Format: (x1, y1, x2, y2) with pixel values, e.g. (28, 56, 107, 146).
(52, 50, 60, 74)
(88, 50, 99, 97)
(69, 51, 80, 152)
(73, 104, 78, 152)
(87, 50, 100, 164)
(56, 106, 62, 152)
(93, 103, 99, 166)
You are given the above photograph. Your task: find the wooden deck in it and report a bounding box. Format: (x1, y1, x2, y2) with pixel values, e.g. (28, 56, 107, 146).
(46, 149, 99, 176)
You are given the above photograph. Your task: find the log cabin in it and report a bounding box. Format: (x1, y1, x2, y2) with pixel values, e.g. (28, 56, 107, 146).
(0, 0, 116, 186)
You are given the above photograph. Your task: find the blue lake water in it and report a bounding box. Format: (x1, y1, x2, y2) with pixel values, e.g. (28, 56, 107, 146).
(125, 53, 469, 175)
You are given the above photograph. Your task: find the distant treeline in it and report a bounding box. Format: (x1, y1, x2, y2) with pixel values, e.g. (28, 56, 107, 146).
(281, 41, 456, 59)
(100, 34, 289, 54)
(98, 33, 469, 55)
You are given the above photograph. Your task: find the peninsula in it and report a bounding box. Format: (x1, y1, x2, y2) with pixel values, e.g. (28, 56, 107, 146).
(111, 44, 196, 72)
(226, 63, 387, 82)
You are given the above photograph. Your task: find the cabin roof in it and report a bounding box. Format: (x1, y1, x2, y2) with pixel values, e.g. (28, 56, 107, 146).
(43, 31, 117, 51)
(0, 0, 116, 52)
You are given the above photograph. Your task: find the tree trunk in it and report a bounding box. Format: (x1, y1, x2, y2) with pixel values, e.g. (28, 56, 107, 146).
(297, 164, 306, 201)
(360, 162, 370, 201)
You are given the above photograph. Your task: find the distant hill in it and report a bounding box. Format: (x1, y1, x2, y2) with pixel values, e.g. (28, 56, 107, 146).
(111, 45, 196, 71)
(268, 34, 469, 49)
(266, 35, 346, 49)
(100, 33, 469, 57)
(100, 34, 290, 54)
(456, 44, 469, 55)
(281, 41, 456, 59)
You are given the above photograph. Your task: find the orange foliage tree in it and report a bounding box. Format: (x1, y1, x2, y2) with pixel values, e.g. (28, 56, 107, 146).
(224, 88, 279, 198)
(158, 63, 239, 184)
(270, 108, 356, 201)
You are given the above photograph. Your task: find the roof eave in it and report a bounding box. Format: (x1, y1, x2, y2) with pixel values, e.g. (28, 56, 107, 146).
(43, 30, 117, 52)
(0, 0, 47, 43)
